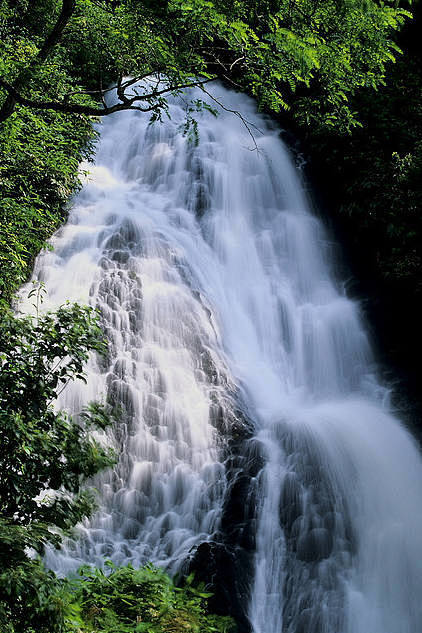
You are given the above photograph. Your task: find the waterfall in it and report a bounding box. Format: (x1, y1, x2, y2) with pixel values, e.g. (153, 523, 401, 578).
(23, 83, 422, 633)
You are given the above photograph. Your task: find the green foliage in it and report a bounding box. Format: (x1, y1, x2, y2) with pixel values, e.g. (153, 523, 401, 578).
(0, 299, 115, 631)
(0, 0, 99, 303)
(304, 45, 422, 293)
(229, 0, 412, 130)
(0, 554, 72, 633)
(0, 0, 411, 122)
(0, 559, 236, 633)
(0, 104, 96, 304)
(0, 0, 412, 301)
(0, 300, 114, 535)
(64, 563, 236, 633)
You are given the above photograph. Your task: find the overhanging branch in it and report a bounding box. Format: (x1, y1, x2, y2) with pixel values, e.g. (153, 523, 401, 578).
(0, 77, 217, 119)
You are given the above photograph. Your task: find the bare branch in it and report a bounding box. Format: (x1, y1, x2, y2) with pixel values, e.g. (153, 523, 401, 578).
(199, 85, 263, 152)
(200, 49, 245, 90)
(229, 56, 246, 71)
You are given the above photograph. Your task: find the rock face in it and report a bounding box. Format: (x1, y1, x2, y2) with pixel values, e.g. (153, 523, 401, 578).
(187, 430, 264, 633)
(188, 417, 357, 633)
(188, 541, 253, 633)
(187, 420, 355, 633)
(277, 424, 355, 633)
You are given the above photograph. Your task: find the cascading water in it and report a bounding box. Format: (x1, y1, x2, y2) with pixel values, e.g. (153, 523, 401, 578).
(22, 83, 422, 633)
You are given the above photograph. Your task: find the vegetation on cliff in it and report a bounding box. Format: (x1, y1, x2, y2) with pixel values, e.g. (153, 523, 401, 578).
(299, 2, 422, 414)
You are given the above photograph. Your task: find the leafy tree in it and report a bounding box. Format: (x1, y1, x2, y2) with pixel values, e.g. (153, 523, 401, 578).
(0, 0, 413, 302)
(0, 297, 115, 631)
(0, 0, 412, 125)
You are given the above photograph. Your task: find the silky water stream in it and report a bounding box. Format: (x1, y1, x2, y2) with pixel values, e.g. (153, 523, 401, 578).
(23, 84, 422, 633)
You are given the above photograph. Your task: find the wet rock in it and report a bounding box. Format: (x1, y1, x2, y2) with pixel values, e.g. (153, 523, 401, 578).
(111, 249, 130, 264)
(119, 218, 142, 244)
(296, 527, 333, 562)
(279, 472, 303, 530)
(104, 233, 126, 250)
(187, 541, 253, 633)
(221, 474, 257, 550)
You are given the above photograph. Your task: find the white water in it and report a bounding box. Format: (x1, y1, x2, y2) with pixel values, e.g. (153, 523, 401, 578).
(23, 84, 422, 632)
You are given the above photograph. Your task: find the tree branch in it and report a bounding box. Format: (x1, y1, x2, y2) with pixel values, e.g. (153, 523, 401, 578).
(199, 85, 263, 151)
(0, 79, 156, 116)
(0, 77, 217, 119)
(36, 0, 76, 65)
(0, 0, 76, 123)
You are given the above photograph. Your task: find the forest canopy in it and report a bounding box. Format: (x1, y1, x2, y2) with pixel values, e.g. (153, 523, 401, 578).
(0, 0, 412, 301)
(0, 0, 412, 126)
